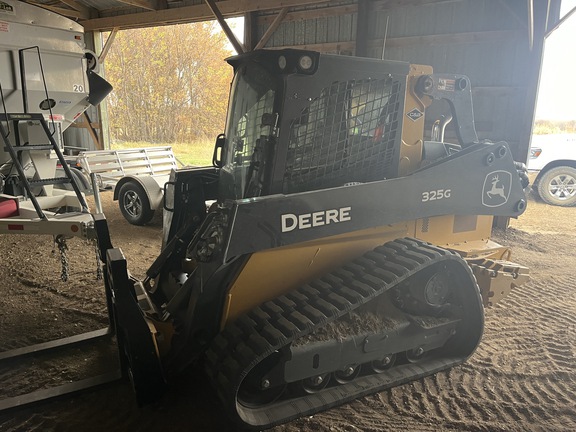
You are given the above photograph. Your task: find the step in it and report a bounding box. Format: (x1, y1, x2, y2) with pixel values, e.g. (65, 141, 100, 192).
(5, 145, 54, 152)
(28, 177, 71, 186)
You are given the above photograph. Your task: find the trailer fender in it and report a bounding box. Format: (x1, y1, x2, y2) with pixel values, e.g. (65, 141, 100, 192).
(113, 175, 164, 210)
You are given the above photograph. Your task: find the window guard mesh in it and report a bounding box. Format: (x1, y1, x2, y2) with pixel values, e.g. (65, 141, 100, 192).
(284, 78, 402, 194)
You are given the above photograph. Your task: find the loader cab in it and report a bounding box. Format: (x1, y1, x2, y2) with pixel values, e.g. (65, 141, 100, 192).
(164, 51, 476, 250)
(216, 50, 410, 202)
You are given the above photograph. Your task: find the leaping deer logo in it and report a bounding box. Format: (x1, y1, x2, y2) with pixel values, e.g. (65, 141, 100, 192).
(483, 171, 511, 207)
(486, 175, 506, 200)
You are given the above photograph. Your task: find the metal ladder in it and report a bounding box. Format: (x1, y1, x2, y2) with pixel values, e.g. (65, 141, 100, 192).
(0, 113, 89, 219)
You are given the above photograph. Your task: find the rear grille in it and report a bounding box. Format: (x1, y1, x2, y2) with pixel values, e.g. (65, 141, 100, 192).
(284, 78, 402, 193)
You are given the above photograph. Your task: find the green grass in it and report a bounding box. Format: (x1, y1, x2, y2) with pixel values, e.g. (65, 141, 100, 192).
(111, 140, 215, 167)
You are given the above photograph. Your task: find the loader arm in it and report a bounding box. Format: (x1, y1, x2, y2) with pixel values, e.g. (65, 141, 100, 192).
(223, 141, 525, 260)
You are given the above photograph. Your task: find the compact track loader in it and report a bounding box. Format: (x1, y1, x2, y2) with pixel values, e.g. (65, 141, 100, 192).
(104, 49, 529, 430)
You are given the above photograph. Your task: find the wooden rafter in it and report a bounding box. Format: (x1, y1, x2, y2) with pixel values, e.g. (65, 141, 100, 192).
(83, 0, 330, 31)
(257, 4, 357, 25)
(58, 0, 91, 15)
(375, 0, 464, 9)
(273, 29, 522, 53)
(99, 28, 119, 63)
(82, 112, 101, 150)
(254, 8, 288, 50)
(355, 0, 370, 57)
(116, 0, 161, 11)
(270, 41, 355, 54)
(25, 1, 90, 20)
(379, 29, 521, 48)
(546, 5, 576, 37)
(70, 113, 102, 150)
(204, 0, 245, 54)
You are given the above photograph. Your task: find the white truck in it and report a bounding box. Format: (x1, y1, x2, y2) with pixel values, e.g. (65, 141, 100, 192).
(527, 133, 576, 206)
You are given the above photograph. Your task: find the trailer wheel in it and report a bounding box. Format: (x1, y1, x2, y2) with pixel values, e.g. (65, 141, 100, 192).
(118, 182, 154, 225)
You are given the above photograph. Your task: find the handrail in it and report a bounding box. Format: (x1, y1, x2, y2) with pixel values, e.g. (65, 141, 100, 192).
(0, 81, 9, 138)
(18, 46, 56, 136)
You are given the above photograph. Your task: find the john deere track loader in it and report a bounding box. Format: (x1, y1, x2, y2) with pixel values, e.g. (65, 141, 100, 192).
(104, 49, 529, 430)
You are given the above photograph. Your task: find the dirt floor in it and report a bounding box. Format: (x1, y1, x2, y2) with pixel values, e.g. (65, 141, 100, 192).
(0, 190, 575, 432)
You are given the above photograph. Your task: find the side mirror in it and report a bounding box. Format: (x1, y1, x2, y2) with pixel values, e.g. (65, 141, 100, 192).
(213, 134, 225, 168)
(162, 181, 175, 212)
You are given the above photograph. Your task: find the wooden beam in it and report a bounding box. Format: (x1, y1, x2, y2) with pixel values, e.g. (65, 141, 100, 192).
(270, 41, 356, 53)
(257, 4, 357, 24)
(546, 5, 576, 37)
(116, 0, 160, 11)
(527, 0, 534, 50)
(374, 29, 522, 49)
(205, 0, 245, 54)
(70, 120, 101, 129)
(57, 0, 91, 15)
(355, 0, 369, 57)
(83, 0, 330, 31)
(255, 8, 288, 50)
(26, 1, 90, 20)
(98, 28, 119, 64)
(272, 30, 522, 53)
(244, 12, 256, 50)
(374, 0, 465, 9)
(81, 112, 102, 150)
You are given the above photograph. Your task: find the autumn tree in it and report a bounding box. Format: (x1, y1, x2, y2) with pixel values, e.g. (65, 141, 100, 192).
(533, 120, 576, 134)
(104, 22, 234, 143)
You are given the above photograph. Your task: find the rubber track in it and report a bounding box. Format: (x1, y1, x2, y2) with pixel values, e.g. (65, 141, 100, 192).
(204, 238, 482, 430)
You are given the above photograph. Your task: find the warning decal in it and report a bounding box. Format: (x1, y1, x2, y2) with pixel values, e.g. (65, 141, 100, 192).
(0, 21, 8, 32)
(438, 78, 456, 92)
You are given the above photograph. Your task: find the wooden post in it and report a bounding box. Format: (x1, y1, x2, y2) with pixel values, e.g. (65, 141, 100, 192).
(204, 0, 245, 54)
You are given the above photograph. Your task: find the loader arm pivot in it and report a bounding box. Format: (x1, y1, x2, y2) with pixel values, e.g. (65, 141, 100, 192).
(416, 73, 479, 146)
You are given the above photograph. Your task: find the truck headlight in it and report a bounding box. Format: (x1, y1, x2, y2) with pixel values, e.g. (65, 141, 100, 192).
(529, 148, 542, 158)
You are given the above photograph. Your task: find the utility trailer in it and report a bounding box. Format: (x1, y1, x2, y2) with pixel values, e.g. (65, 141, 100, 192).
(76, 146, 179, 225)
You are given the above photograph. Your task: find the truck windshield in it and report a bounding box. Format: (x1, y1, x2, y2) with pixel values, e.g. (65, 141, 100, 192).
(223, 62, 277, 199)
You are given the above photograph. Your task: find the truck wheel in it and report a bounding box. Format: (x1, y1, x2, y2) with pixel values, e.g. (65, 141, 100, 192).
(537, 166, 576, 206)
(118, 182, 154, 225)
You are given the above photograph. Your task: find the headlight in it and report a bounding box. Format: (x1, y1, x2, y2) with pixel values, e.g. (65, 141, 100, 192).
(298, 55, 314, 71)
(529, 148, 542, 158)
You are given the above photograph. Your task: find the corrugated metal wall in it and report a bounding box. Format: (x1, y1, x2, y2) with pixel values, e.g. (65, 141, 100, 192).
(254, 0, 559, 162)
(254, 2, 358, 54)
(368, 1, 534, 156)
